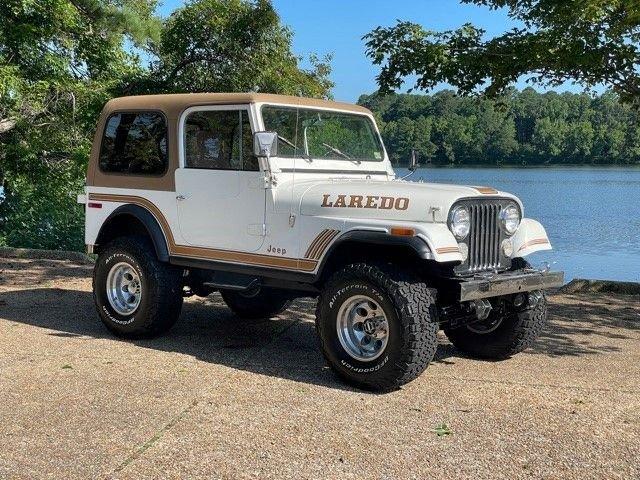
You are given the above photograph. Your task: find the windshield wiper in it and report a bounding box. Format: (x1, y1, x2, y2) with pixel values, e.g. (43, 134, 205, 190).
(322, 142, 352, 160)
(278, 135, 296, 149)
(279, 134, 312, 159)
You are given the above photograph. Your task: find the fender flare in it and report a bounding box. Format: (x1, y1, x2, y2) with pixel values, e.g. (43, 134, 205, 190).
(97, 204, 170, 262)
(511, 218, 552, 257)
(314, 230, 433, 279)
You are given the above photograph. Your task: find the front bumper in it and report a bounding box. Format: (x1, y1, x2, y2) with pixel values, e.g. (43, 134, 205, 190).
(457, 270, 565, 302)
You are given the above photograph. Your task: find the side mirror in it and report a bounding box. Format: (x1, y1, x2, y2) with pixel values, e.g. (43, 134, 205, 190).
(254, 131, 278, 159)
(409, 148, 419, 172)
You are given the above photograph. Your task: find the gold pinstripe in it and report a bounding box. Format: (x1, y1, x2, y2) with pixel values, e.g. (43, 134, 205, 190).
(305, 229, 333, 258)
(89, 193, 318, 272)
(310, 230, 340, 260)
(517, 238, 549, 252)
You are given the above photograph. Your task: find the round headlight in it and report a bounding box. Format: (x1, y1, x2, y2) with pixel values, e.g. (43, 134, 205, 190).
(449, 206, 470, 240)
(500, 204, 521, 235)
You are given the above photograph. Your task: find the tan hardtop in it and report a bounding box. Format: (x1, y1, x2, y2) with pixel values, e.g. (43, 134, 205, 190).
(101, 93, 372, 118)
(89, 93, 372, 192)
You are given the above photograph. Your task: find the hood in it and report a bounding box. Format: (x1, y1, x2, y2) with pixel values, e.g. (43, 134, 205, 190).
(293, 178, 521, 223)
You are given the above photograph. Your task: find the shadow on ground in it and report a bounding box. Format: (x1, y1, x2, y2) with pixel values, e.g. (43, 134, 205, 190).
(1, 281, 637, 390)
(0, 287, 361, 391)
(530, 296, 638, 357)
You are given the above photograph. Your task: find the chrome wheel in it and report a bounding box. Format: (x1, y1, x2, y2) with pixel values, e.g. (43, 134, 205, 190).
(106, 262, 142, 315)
(336, 295, 389, 362)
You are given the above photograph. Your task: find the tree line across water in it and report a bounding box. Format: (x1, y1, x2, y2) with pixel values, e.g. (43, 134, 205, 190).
(359, 88, 640, 167)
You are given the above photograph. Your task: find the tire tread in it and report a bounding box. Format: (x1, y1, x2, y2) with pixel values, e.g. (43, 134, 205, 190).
(316, 263, 438, 392)
(93, 235, 183, 338)
(444, 296, 547, 359)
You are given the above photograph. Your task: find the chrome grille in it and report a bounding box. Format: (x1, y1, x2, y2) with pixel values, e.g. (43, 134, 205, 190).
(453, 200, 512, 275)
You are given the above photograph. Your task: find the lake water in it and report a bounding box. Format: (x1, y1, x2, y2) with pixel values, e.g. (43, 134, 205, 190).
(396, 167, 640, 283)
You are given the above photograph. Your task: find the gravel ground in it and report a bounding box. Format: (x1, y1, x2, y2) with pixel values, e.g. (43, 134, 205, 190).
(0, 256, 638, 480)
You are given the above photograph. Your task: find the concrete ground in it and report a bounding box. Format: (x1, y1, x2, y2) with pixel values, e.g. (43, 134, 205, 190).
(0, 256, 638, 480)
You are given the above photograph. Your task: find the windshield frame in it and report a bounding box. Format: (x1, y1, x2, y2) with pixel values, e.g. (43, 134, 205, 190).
(259, 104, 387, 163)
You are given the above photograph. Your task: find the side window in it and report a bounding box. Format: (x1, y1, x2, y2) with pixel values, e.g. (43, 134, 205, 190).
(184, 109, 257, 171)
(99, 112, 168, 175)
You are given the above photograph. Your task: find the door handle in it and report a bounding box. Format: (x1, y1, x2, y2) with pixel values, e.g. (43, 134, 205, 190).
(176, 194, 187, 201)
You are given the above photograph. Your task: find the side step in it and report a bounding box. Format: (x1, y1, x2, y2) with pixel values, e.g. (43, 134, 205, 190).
(203, 271, 261, 292)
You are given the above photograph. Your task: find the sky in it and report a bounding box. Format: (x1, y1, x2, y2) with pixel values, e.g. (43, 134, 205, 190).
(156, 0, 573, 103)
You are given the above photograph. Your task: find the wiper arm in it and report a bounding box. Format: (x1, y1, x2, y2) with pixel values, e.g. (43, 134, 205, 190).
(278, 135, 296, 149)
(322, 142, 352, 160)
(280, 133, 312, 160)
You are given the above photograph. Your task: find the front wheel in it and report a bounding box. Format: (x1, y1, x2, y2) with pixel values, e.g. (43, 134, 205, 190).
(443, 292, 548, 359)
(315, 263, 438, 392)
(93, 236, 183, 338)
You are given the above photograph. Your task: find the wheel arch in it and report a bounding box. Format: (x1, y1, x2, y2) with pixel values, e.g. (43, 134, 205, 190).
(315, 230, 433, 284)
(95, 204, 170, 261)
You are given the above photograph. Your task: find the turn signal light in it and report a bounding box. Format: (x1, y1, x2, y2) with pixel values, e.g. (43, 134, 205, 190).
(390, 227, 415, 237)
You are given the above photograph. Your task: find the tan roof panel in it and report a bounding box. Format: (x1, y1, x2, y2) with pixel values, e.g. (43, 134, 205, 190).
(89, 93, 374, 191)
(102, 93, 372, 117)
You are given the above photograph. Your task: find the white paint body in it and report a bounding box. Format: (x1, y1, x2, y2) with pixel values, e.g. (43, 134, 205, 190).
(82, 100, 552, 273)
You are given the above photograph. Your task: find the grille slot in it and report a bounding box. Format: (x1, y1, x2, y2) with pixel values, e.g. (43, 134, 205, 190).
(454, 200, 510, 275)
(469, 203, 500, 272)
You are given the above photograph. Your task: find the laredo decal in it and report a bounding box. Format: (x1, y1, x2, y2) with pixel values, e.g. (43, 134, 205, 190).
(321, 194, 409, 211)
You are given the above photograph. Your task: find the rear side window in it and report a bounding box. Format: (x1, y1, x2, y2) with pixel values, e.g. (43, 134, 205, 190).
(99, 112, 168, 175)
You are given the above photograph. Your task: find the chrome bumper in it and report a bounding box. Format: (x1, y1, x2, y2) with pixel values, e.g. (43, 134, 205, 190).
(458, 270, 565, 302)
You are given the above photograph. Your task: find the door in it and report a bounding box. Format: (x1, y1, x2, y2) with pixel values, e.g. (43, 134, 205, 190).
(175, 105, 266, 252)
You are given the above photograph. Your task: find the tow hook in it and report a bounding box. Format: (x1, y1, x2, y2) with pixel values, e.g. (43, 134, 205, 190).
(513, 291, 543, 310)
(528, 290, 543, 308)
(469, 299, 493, 321)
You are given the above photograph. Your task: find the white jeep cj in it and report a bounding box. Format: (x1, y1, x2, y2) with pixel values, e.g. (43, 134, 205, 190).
(79, 93, 563, 391)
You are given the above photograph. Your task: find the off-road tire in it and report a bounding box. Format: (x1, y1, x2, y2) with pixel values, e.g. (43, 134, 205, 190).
(443, 295, 548, 359)
(315, 263, 438, 392)
(93, 236, 183, 338)
(221, 288, 291, 319)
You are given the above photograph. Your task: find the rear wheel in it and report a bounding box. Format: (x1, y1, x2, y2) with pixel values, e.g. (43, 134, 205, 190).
(220, 287, 291, 319)
(315, 263, 438, 392)
(93, 236, 183, 338)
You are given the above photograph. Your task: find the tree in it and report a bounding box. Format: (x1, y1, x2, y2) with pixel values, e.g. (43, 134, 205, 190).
(0, 0, 161, 249)
(151, 0, 333, 97)
(358, 89, 640, 166)
(0, 0, 333, 250)
(382, 116, 436, 164)
(364, 0, 640, 107)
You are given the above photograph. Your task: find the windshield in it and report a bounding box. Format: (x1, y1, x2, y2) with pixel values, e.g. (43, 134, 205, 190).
(261, 106, 384, 161)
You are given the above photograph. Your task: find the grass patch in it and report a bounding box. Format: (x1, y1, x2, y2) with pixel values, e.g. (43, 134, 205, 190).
(433, 423, 452, 437)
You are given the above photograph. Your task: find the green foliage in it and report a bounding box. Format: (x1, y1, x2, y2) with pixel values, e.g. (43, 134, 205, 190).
(433, 423, 452, 437)
(0, 0, 158, 250)
(149, 0, 333, 97)
(364, 0, 640, 107)
(359, 88, 640, 166)
(0, 0, 332, 251)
